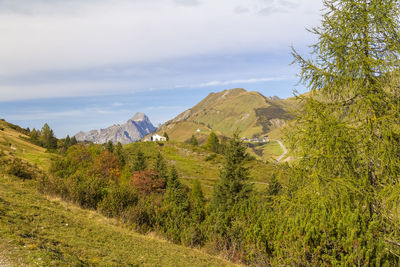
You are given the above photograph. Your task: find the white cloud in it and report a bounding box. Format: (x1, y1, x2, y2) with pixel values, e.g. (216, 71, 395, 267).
(0, 0, 322, 100)
(5, 107, 120, 120)
(0, 80, 137, 101)
(175, 76, 290, 88)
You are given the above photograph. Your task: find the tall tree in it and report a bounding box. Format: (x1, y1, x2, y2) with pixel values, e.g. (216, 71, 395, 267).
(154, 151, 168, 180)
(205, 132, 219, 153)
(285, 0, 400, 263)
(40, 123, 57, 149)
(211, 132, 251, 213)
(106, 140, 114, 153)
(133, 149, 147, 172)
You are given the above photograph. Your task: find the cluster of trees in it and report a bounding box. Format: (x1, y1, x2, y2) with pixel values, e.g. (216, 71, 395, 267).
(29, 123, 77, 151)
(188, 131, 227, 155)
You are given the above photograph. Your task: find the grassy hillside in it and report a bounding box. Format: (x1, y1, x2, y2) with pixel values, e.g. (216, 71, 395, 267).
(159, 88, 296, 142)
(0, 119, 55, 170)
(155, 88, 297, 162)
(0, 120, 237, 266)
(0, 175, 235, 266)
(123, 141, 277, 197)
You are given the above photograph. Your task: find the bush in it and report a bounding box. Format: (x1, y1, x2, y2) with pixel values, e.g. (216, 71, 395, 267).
(131, 170, 166, 195)
(99, 185, 138, 218)
(7, 158, 35, 180)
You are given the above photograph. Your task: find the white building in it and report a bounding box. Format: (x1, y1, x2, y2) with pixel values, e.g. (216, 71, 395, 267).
(150, 134, 167, 142)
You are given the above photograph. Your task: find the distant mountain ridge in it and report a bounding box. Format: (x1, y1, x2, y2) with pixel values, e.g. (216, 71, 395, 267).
(75, 112, 156, 144)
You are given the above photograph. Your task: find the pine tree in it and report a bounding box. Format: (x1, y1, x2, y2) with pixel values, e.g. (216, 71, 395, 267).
(114, 142, 125, 167)
(266, 174, 281, 197)
(65, 135, 71, 148)
(70, 136, 78, 146)
(284, 0, 400, 263)
(133, 149, 147, 171)
(211, 132, 251, 213)
(154, 151, 168, 180)
(106, 140, 114, 153)
(205, 132, 219, 153)
(162, 166, 190, 242)
(189, 134, 198, 146)
(40, 123, 57, 149)
(163, 132, 169, 141)
(190, 179, 205, 224)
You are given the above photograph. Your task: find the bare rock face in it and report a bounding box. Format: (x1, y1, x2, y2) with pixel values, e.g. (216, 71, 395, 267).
(74, 112, 156, 144)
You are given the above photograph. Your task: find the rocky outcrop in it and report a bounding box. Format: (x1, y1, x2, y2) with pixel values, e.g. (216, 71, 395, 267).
(75, 112, 156, 144)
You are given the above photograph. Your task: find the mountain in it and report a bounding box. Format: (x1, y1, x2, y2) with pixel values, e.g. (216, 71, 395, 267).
(75, 112, 156, 144)
(157, 88, 297, 143)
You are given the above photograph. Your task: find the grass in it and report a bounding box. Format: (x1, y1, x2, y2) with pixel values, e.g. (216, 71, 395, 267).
(0, 120, 56, 171)
(0, 174, 237, 266)
(0, 119, 237, 266)
(124, 141, 275, 196)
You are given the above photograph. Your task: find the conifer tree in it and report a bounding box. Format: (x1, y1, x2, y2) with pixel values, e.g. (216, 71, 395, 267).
(154, 151, 168, 180)
(106, 140, 114, 153)
(284, 0, 400, 263)
(70, 136, 78, 146)
(133, 149, 147, 171)
(211, 132, 251, 213)
(40, 123, 57, 149)
(189, 134, 198, 146)
(162, 166, 190, 242)
(114, 142, 125, 167)
(163, 132, 169, 141)
(205, 132, 219, 153)
(190, 179, 205, 224)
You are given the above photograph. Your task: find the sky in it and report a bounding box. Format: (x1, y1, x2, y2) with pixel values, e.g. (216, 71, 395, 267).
(0, 0, 323, 137)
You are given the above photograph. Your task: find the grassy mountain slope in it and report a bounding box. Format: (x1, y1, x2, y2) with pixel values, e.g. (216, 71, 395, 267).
(123, 141, 277, 197)
(159, 88, 295, 142)
(0, 175, 235, 266)
(156, 88, 297, 161)
(0, 120, 236, 266)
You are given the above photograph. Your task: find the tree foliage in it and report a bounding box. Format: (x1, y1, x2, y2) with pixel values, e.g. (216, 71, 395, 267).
(205, 132, 220, 153)
(287, 0, 400, 264)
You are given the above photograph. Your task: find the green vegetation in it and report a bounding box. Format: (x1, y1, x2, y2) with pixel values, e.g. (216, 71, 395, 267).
(2, 0, 400, 265)
(0, 121, 235, 266)
(0, 175, 234, 266)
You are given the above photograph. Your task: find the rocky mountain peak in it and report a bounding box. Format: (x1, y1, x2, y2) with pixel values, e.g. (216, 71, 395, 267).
(75, 112, 156, 144)
(130, 112, 148, 122)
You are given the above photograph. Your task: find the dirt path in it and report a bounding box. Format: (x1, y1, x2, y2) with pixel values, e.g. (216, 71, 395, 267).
(276, 140, 288, 162)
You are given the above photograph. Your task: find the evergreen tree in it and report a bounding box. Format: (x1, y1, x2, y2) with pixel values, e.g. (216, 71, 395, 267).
(190, 179, 205, 224)
(205, 132, 219, 153)
(162, 166, 190, 242)
(163, 132, 169, 141)
(133, 149, 147, 171)
(211, 132, 251, 213)
(154, 151, 168, 180)
(70, 136, 78, 146)
(106, 140, 114, 153)
(30, 128, 39, 142)
(283, 0, 400, 264)
(114, 142, 125, 167)
(266, 174, 281, 197)
(65, 135, 71, 148)
(189, 134, 198, 146)
(40, 123, 57, 149)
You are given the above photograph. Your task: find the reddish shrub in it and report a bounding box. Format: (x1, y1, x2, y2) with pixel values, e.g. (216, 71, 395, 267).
(131, 170, 166, 195)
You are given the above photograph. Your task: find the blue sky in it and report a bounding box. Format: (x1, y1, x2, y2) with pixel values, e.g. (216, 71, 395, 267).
(0, 0, 323, 137)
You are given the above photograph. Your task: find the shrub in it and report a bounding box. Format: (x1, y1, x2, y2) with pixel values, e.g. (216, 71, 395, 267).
(99, 185, 138, 218)
(131, 170, 166, 195)
(7, 158, 35, 180)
